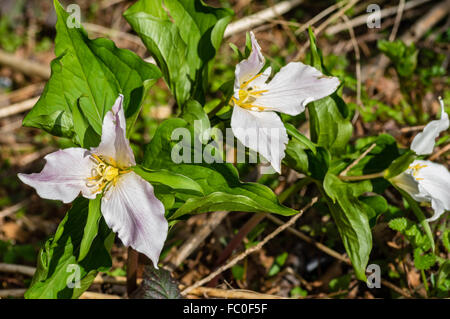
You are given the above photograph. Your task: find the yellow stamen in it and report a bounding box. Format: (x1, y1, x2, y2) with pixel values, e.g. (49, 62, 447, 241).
(231, 72, 269, 112)
(409, 163, 427, 180)
(86, 154, 129, 194)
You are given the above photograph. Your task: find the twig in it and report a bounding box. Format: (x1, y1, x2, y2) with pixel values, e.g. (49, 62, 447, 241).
(164, 211, 229, 272)
(339, 171, 385, 181)
(79, 291, 122, 299)
(0, 97, 40, 119)
(185, 287, 287, 299)
(0, 289, 27, 298)
(294, 1, 345, 35)
(207, 213, 265, 287)
(389, 0, 406, 42)
(223, 0, 304, 38)
(0, 200, 30, 220)
(400, 125, 426, 133)
(429, 143, 450, 161)
(315, 0, 360, 36)
(0, 50, 50, 79)
(265, 215, 412, 298)
(0, 263, 35, 277)
(181, 197, 318, 295)
(339, 143, 377, 177)
(295, 0, 361, 59)
(126, 247, 139, 296)
(326, 0, 432, 35)
(0, 83, 44, 107)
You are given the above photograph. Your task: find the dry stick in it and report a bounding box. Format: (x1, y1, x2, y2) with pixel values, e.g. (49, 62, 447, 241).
(126, 247, 139, 296)
(294, 1, 345, 35)
(295, 0, 361, 59)
(164, 211, 229, 272)
(339, 143, 377, 177)
(0, 97, 40, 119)
(181, 197, 318, 296)
(0, 200, 30, 220)
(207, 213, 266, 287)
(0, 289, 27, 298)
(429, 143, 450, 161)
(400, 125, 426, 133)
(0, 263, 36, 277)
(223, 0, 304, 38)
(326, 0, 432, 35)
(185, 287, 287, 299)
(0, 50, 50, 79)
(342, 14, 362, 111)
(389, 0, 406, 42)
(0, 82, 44, 107)
(265, 214, 413, 298)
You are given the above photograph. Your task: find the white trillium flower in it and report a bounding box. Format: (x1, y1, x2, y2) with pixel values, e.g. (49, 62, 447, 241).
(18, 95, 168, 267)
(230, 32, 340, 173)
(392, 97, 450, 221)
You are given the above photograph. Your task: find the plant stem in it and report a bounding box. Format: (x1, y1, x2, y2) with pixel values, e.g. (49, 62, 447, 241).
(338, 171, 385, 181)
(421, 269, 429, 296)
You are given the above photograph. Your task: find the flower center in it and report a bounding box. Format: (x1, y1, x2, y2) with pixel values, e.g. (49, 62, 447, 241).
(231, 73, 268, 112)
(409, 163, 427, 181)
(86, 154, 129, 194)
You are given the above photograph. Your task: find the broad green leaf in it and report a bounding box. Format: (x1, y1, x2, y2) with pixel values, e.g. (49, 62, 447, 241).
(345, 134, 400, 176)
(285, 123, 316, 154)
(124, 0, 233, 107)
(307, 28, 352, 154)
(360, 195, 388, 227)
(23, 0, 161, 145)
(25, 198, 114, 299)
(384, 150, 416, 179)
(78, 195, 102, 261)
(132, 165, 204, 195)
(323, 173, 372, 281)
(283, 138, 309, 174)
(142, 118, 297, 219)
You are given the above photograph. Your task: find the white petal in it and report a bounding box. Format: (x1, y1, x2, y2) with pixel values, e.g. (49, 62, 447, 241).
(231, 106, 288, 173)
(234, 31, 265, 90)
(18, 148, 96, 203)
(391, 171, 421, 199)
(413, 160, 450, 221)
(410, 98, 449, 155)
(101, 171, 168, 267)
(253, 62, 340, 115)
(91, 94, 136, 167)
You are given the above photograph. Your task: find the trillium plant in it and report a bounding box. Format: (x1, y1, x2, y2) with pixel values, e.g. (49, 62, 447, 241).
(17, 0, 449, 299)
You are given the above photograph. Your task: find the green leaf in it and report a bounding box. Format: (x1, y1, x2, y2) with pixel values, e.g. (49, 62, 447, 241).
(396, 188, 435, 252)
(306, 28, 352, 154)
(132, 165, 204, 195)
(139, 265, 182, 299)
(23, 0, 161, 145)
(142, 118, 297, 220)
(413, 248, 436, 270)
(378, 40, 418, 77)
(323, 173, 372, 281)
(232, 264, 245, 280)
(25, 198, 114, 299)
(384, 150, 416, 179)
(78, 195, 102, 261)
(124, 0, 233, 107)
(360, 195, 388, 227)
(285, 123, 316, 154)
